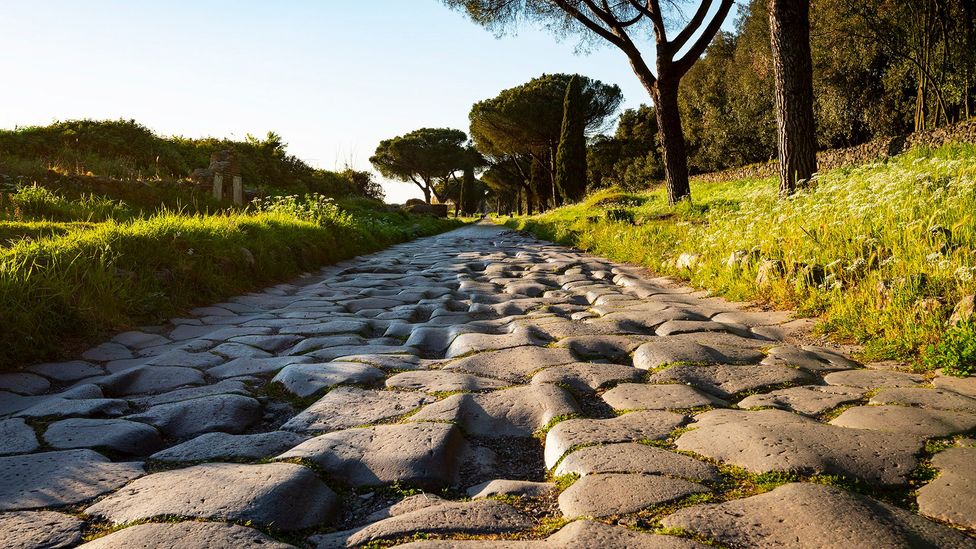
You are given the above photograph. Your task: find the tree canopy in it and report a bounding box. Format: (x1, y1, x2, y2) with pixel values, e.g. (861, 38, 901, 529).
(369, 128, 473, 203)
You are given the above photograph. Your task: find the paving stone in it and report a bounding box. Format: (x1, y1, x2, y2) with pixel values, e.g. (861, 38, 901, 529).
(27, 360, 104, 382)
(113, 331, 170, 349)
(655, 320, 749, 337)
(870, 387, 976, 412)
(710, 310, 794, 326)
(544, 411, 689, 468)
(762, 345, 860, 372)
(44, 418, 162, 455)
(125, 394, 261, 439)
(466, 479, 556, 499)
(279, 319, 371, 336)
(555, 335, 654, 361)
(917, 446, 976, 529)
(15, 396, 130, 419)
(331, 353, 424, 370)
(278, 422, 464, 489)
(85, 462, 337, 531)
(94, 365, 205, 396)
(445, 328, 547, 358)
(633, 334, 765, 370)
(273, 362, 386, 398)
(648, 363, 813, 399)
(662, 482, 975, 548)
(0, 373, 50, 395)
(393, 519, 706, 548)
(229, 334, 302, 352)
(558, 473, 708, 518)
(305, 344, 415, 362)
(0, 449, 143, 510)
(675, 409, 923, 484)
(133, 379, 251, 407)
(210, 342, 274, 359)
(282, 387, 433, 433)
(328, 500, 534, 547)
(823, 369, 926, 389)
(555, 442, 720, 481)
(737, 384, 864, 415)
(286, 335, 368, 355)
(207, 355, 311, 378)
(830, 405, 976, 437)
(82, 342, 134, 362)
(0, 418, 39, 455)
(935, 375, 976, 398)
(143, 349, 224, 369)
(530, 362, 643, 392)
(602, 383, 727, 411)
(78, 522, 295, 549)
(445, 346, 577, 382)
(386, 370, 508, 393)
(0, 510, 83, 549)
(151, 430, 308, 462)
(409, 384, 579, 437)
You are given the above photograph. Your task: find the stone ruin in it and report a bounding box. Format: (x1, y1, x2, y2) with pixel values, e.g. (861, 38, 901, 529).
(191, 150, 244, 205)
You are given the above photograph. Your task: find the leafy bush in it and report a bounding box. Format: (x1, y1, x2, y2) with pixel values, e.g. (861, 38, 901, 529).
(923, 321, 976, 376)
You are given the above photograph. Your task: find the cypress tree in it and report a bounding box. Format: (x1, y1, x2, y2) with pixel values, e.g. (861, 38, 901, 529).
(555, 75, 588, 202)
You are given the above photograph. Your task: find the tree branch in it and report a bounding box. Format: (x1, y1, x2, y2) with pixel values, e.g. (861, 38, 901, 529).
(672, 0, 734, 76)
(552, 0, 627, 48)
(669, 0, 714, 54)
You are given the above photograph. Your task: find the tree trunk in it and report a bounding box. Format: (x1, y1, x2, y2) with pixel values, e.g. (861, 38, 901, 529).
(422, 186, 431, 204)
(769, 0, 818, 196)
(652, 79, 691, 205)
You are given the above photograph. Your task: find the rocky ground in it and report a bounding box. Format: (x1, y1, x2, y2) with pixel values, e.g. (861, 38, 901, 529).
(2, 222, 975, 548)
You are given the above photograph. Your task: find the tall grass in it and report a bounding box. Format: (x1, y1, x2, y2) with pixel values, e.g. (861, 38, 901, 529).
(506, 143, 976, 374)
(0, 191, 462, 368)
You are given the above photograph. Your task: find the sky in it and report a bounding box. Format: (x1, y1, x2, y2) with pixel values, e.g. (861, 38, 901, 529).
(0, 1, 737, 203)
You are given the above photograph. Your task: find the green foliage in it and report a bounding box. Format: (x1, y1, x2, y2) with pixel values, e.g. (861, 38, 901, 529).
(923, 320, 976, 376)
(507, 143, 976, 372)
(0, 187, 462, 368)
(555, 75, 588, 202)
(370, 128, 474, 203)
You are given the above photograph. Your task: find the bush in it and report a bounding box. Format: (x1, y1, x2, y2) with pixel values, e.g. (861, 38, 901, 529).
(923, 321, 976, 376)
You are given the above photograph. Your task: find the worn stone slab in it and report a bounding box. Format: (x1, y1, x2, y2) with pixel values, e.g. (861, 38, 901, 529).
(0, 510, 84, 549)
(334, 353, 424, 371)
(386, 370, 508, 393)
(0, 373, 50, 395)
(935, 375, 976, 398)
(273, 362, 386, 398)
(555, 335, 654, 361)
(331, 500, 534, 547)
(555, 442, 720, 482)
(662, 482, 975, 548)
(917, 446, 976, 529)
(409, 384, 579, 437)
(286, 335, 368, 355)
(530, 362, 643, 393)
(151, 431, 307, 462)
(207, 355, 310, 379)
(870, 387, 976, 412)
(85, 462, 336, 531)
(278, 422, 464, 489)
(82, 342, 134, 362)
(466, 479, 556, 499)
(737, 384, 864, 415)
(94, 365, 205, 396)
(113, 331, 170, 349)
(675, 409, 923, 484)
(79, 522, 295, 549)
(229, 334, 302, 352)
(27, 360, 104, 382)
(132, 379, 251, 407)
(823, 369, 926, 389)
(14, 395, 130, 419)
(445, 329, 547, 358)
(633, 334, 765, 370)
(648, 363, 813, 399)
(44, 418, 162, 455)
(282, 387, 432, 433)
(544, 411, 689, 468)
(602, 383, 727, 411)
(125, 394, 261, 439)
(444, 346, 577, 382)
(830, 405, 976, 437)
(655, 320, 748, 337)
(559, 473, 708, 518)
(0, 418, 39, 455)
(0, 449, 143, 511)
(762, 345, 860, 372)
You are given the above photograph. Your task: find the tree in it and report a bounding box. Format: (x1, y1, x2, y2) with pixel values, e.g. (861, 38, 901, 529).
(555, 75, 588, 201)
(588, 104, 664, 189)
(369, 128, 470, 203)
(445, 0, 734, 205)
(769, 0, 817, 195)
(469, 73, 621, 211)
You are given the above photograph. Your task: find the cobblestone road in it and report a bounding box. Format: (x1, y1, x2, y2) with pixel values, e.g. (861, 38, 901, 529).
(2, 223, 975, 548)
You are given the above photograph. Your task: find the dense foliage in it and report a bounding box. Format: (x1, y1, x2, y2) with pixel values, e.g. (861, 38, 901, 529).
(0, 119, 384, 200)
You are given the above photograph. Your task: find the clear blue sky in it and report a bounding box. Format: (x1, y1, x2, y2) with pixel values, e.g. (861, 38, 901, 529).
(0, 1, 738, 202)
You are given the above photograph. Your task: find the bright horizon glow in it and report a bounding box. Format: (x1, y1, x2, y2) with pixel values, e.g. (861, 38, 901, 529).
(0, 1, 737, 203)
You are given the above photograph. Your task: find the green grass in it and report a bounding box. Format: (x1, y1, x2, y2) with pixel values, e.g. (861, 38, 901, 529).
(505, 143, 976, 374)
(0, 190, 463, 369)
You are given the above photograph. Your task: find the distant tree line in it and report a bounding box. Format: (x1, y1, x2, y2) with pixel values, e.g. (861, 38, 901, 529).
(0, 119, 385, 201)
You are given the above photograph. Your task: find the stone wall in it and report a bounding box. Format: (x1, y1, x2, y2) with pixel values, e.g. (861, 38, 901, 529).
(692, 117, 976, 184)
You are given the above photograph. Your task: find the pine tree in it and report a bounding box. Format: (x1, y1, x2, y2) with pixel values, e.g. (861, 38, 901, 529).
(555, 75, 588, 203)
